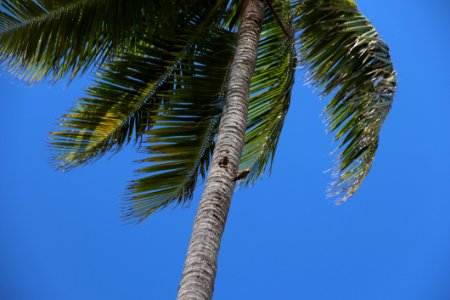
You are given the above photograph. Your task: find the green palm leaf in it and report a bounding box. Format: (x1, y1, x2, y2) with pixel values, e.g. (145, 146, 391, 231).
(51, 7, 231, 170)
(239, 5, 297, 184)
(295, 0, 397, 202)
(0, 0, 208, 82)
(125, 29, 236, 222)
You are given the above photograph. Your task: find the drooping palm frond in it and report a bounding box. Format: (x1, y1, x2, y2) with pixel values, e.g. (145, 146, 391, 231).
(238, 4, 296, 185)
(294, 0, 397, 202)
(51, 7, 231, 170)
(125, 29, 236, 222)
(0, 0, 209, 82)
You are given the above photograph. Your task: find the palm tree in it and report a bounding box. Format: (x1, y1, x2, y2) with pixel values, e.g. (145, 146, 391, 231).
(0, 0, 397, 299)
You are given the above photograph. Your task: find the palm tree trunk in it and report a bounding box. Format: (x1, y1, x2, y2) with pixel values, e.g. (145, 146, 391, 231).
(177, 0, 265, 299)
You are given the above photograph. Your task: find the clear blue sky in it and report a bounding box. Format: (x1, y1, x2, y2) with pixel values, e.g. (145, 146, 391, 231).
(1, 1, 449, 299)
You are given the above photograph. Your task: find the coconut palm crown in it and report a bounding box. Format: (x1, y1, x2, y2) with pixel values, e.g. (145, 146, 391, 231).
(0, 0, 397, 222)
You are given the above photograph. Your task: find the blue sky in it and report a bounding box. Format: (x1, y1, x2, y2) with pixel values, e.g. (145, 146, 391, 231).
(1, 1, 450, 299)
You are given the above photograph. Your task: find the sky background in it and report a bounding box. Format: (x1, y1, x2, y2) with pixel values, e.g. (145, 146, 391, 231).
(1, 1, 450, 299)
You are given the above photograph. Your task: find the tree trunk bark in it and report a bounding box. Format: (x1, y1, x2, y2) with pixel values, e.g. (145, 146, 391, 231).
(177, 0, 265, 299)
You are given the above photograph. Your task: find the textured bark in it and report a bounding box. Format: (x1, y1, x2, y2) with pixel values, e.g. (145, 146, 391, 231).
(177, 1, 265, 299)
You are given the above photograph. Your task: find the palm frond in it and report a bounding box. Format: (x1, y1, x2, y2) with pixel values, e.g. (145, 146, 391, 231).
(50, 7, 230, 170)
(295, 0, 397, 202)
(238, 4, 296, 185)
(125, 29, 236, 222)
(0, 0, 209, 82)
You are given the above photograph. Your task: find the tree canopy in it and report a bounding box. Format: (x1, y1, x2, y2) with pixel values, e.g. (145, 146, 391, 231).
(0, 0, 397, 222)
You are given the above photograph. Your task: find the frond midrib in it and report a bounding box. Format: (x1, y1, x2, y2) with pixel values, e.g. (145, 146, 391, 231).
(58, 15, 228, 167)
(0, 0, 94, 36)
(175, 71, 229, 193)
(150, 70, 229, 207)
